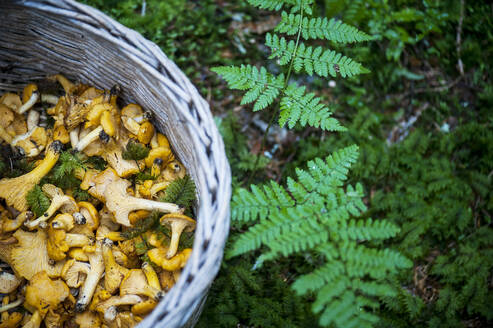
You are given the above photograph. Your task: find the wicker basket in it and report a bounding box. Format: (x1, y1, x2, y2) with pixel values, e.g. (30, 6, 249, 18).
(0, 1, 231, 327)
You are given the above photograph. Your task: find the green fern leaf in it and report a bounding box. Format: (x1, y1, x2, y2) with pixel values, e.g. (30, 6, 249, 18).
(159, 175, 197, 209)
(26, 185, 50, 217)
(122, 140, 150, 160)
(266, 34, 369, 78)
(279, 83, 345, 131)
(247, 0, 313, 14)
(275, 12, 374, 43)
(212, 65, 284, 111)
(229, 145, 411, 328)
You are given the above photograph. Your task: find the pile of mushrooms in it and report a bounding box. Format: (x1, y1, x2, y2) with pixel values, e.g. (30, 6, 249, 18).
(0, 76, 196, 328)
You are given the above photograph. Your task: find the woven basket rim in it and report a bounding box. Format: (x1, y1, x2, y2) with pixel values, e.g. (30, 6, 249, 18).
(0, 1, 231, 327)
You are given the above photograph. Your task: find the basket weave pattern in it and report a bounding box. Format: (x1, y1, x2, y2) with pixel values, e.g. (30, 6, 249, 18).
(0, 1, 231, 327)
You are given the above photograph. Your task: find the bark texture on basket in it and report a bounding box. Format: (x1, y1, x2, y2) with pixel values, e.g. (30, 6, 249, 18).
(0, 1, 231, 327)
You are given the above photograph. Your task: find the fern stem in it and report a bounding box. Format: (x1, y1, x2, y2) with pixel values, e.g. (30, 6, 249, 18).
(247, 0, 306, 185)
(284, 0, 305, 87)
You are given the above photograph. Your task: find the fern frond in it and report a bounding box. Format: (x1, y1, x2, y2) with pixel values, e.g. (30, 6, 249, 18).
(279, 83, 345, 130)
(159, 175, 197, 209)
(275, 12, 374, 43)
(211, 65, 284, 111)
(122, 140, 150, 160)
(247, 0, 313, 14)
(229, 145, 411, 328)
(266, 34, 369, 77)
(26, 185, 50, 217)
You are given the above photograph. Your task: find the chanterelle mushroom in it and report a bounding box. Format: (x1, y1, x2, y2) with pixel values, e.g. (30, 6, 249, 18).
(18, 84, 39, 114)
(109, 311, 141, 328)
(119, 269, 164, 301)
(0, 298, 23, 328)
(75, 240, 104, 312)
(148, 248, 192, 271)
(0, 141, 62, 211)
(159, 213, 196, 258)
(101, 140, 140, 178)
(0, 211, 33, 233)
(46, 224, 93, 261)
(25, 184, 79, 229)
(61, 259, 90, 288)
(75, 310, 102, 328)
(95, 295, 142, 322)
(105, 179, 181, 226)
(102, 239, 129, 294)
(23, 271, 69, 328)
(0, 271, 22, 294)
(11, 229, 65, 280)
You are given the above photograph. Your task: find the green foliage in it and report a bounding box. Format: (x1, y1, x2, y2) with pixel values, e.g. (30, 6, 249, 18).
(72, 187, 92, 202)
(266, 33, 369, 78)
(26, 185, 50, 217)
(279, 83, 344, 130)
(248, 0, 314, 14)
(40, 151, 87, 190)
(122, 211, 161, 240)
(212, 65, 344, 131)
(122, 140, 150, 161)
(275, 11, 374, 42)
(159, 175, 197, 210)
(197, 256, 319, 328)
(213, 0, 412, 326)
(215, 114, 270, 185)
(73, 0, 493, 327)
(211, 65, 284, 112)
(134, 170, 157, 183)
(229, 146, 411, 327)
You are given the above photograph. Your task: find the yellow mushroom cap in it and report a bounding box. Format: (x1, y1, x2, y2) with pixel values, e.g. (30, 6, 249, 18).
(0, 104, 14, 127)
(137, 121, 154, 144)
(25, 271, 69, 316)
(148, 247, 192, 271)
(22, 84, 38, 103)
(131, 299, 157, 316)
(77, 201, 100, 231)
(145, 147, 172, 168)
(11, 229, 65, 280)
(0, 93, 22, 112)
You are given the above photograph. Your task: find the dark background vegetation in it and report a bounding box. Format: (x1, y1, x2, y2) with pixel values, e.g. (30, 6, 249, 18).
(81, 1, 493, 327)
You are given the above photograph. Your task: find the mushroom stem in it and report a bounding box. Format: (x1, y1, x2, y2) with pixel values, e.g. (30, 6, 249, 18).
(70, 126, 80, 149)
(105, 179, 181, 226)
(142, 262, 161, 290)
(65, 234, 93, 247)
(0, 298, 22, 313)
(1, 211, 33, 233)
(25, 310, 42, 328)
(102, 239, 129, 294)
(167, 226, 187, 259)
(75, 241, 104, 312)
(75, 126, 103, 152)
(18, 91, 39, 114)
(27, 110, 40, 131)
(0, 141, 62, 211)
(40, 94, 59, 105)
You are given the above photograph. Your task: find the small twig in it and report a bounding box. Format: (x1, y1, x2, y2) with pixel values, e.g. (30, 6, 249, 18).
(141, 0, 147, 16)
(456, 0, 465, 76)
(246, 0, 305, 185)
